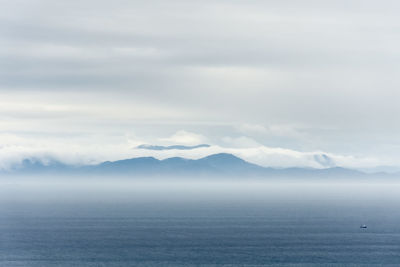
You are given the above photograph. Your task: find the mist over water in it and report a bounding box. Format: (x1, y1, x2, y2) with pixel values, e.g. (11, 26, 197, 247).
(1, 176, 400, 266)
(1, 176, 399, 209)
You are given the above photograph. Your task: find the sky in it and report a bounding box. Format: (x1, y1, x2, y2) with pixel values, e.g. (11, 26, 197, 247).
(1, 0, 400, 170)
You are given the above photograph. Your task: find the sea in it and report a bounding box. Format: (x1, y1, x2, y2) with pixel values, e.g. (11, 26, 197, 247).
(1, 177, 400, 266)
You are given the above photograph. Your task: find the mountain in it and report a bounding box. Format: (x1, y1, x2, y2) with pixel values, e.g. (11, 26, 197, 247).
(3, 153, 368, 178)
(12, 158, 72, 174)
(84, 153, 266, 176)
(358, 165, 400, 174)
(137, 144, 210, 150)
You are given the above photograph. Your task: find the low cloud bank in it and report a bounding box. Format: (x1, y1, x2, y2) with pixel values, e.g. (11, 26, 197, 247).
(0, 131, 385, 171)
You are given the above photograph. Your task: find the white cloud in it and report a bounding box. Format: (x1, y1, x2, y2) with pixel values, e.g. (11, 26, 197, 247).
(0, 131, 387, 171)
(236, 123, 308, 139)
(158, 130, 207, 145)
(221, 136, 261, 148)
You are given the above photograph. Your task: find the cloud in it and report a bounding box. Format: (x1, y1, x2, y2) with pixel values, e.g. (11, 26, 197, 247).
(314, 154, 336, 168)
(1, 0, 400, 167)
(236, 123, 308, 140)
(0, 130, 387, 171)
(236, 124, 268, 135)
(137, 144, 210, 150)
(158, 130, 208, 145)
(221, 136, 261, 148)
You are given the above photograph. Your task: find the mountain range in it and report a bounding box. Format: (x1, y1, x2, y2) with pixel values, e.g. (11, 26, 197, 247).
(3, 153, 376, 178)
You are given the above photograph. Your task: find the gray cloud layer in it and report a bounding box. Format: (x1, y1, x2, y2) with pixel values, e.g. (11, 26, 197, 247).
(1, 0, 400, 168)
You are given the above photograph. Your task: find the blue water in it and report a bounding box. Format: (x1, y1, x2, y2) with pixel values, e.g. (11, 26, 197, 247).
(1, 180, 400, 266)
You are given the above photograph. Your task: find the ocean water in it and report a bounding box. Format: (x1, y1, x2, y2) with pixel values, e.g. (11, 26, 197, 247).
(1, 178, 400, 266)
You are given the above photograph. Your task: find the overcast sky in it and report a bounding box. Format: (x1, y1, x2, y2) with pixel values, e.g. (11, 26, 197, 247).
(1, 0, 400, 169)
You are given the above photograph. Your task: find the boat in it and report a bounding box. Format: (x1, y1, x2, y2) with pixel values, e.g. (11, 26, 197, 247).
(360, 224, 367, 229)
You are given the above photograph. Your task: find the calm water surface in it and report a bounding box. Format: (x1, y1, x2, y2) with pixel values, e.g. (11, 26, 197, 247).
(1, 178, 400, 266)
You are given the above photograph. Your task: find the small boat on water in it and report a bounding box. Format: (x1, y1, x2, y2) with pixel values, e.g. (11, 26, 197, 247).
(360, 224, 367, 229)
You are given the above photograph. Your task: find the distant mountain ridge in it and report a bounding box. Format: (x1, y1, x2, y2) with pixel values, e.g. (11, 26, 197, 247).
(77, 153, 267, 176)
(3, 153, 371, 178)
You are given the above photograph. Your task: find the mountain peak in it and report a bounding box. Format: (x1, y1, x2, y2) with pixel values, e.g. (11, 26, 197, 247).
(200, 153, 245, 162)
